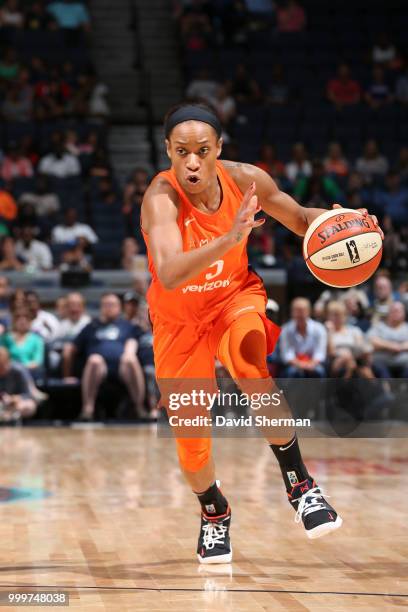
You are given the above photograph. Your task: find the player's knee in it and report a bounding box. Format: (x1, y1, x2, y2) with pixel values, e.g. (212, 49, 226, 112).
(176, 439, 211, 472)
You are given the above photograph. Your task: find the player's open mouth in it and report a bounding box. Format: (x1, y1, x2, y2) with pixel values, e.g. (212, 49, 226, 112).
(187, 176, 200, 184)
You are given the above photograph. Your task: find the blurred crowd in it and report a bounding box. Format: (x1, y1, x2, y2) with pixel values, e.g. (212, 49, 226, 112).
(265, 270, 408, 418)
(177, 1, 408, 274)
(0, 275, 158, 422)
(0, 125, 150, 272)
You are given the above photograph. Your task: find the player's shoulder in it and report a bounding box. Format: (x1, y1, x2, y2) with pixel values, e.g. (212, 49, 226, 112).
(143, 173, 179, 203)
(220, 160, 271, 190)
(141, 172, 180, 231)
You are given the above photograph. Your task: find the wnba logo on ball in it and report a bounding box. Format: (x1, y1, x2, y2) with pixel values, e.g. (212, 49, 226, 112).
(335, 214, 345, 222)
(346, 239, 360, 264)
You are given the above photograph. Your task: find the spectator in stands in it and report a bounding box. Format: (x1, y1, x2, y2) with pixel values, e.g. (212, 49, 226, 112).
(95, 178, 120, 210)
(365, 65, 393, 109)
(20, 134, 39, 168)
(380, 214, 407, 273)
(1, 83, 32, 122)
(356, 140, 389, 184)
(25, 290, 60, 342)
(0, 48, 19, 83)
(276, 0, 306, 33)
(51, 208, 98, 247)
(341, 288, 371, 332)
(266, 63, 290, 106)
(34, 72, 72, 121)
(122, 291, 158, 414)
(0, 236, 24, 271)
(367, 301, 408, 378)
(121, 237, 140, 272)
(370, 273, 397, 324)
(247, 222, 275, 267)
(57, 292, 90, 340)
(397, 146, 408, 184)
(123, 186, 144, 236)
(285, 142, 312, 182)
(0, 347, 36, 421)
(15, 226, 53, 271)
(0, 308, 44, 374)
(372, 172, 408, 226)
(396, 65, 408, 105)
(55, 296, 68, 320)
(60, 241, 92, 273)
(221, 0, 250, 46)
(293, 159, 343, 207)
(0, 143, 34, 182)
(327, 63, 362, 109)
(9, 288, 26, 312)
(255, 144, 285, 180)
(126, 168, 149, 193)
(179, 0, 213, 50)
(19, 176, 60, 218)
(186, 68, 218, 106)
(25, 1, 57, 30)
(279, 297, 327, 378)
(47, 0, 90, 31)
(0, 0, 24, 29)
(0, 276, 10, 331)
(0, 189, 17, 235)
(16, 201, 38, 241)
(48, 292, 90, 375)
(38, 142, 80, 178)
(213, 84, 236, 127)
(88, 148, 111, 178)
(122, 291, 142, 326)
(88, 81, 110, 122)
(63, 293, 147, 420)
(28, 56, 47, 84)
(372, 33, 397, 68)
(64, 129, 81, 156)
(325, 301, 372, 378)
(324, 142, 349, 177)
(226, 63, 260, 105)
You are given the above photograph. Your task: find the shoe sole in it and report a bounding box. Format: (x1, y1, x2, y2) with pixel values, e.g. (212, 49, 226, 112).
(306, 515, 343, 539)
(197, 546, 233, 564)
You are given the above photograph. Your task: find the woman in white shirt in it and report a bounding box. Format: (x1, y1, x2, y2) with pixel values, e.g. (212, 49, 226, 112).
(325, 300, 371, 377)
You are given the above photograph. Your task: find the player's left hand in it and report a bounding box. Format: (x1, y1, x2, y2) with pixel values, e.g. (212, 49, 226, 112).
(332, 203, 384, 241)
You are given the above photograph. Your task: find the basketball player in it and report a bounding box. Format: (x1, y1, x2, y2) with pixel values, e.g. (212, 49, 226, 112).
(141, 103, 383, 564)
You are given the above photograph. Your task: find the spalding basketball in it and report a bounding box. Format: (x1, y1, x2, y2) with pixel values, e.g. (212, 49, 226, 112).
(303, 208, 383, 288)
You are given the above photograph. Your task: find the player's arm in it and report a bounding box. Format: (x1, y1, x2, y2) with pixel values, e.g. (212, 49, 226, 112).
(227, 162, 383, 238)
(141, 179, 263, 290)
(226, 162, 327, 236)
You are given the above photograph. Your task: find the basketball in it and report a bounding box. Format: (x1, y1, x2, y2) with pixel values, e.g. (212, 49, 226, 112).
(303, 208, 383, 288)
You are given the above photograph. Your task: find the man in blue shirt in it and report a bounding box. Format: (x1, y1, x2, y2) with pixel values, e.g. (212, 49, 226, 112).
(64, 293, 146, 419)
(47, 0, 90, 31)
(279, 297, 328, 377)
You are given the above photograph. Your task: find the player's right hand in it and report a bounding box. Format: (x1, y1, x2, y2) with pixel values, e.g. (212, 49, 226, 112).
(228, 182, 265, 244)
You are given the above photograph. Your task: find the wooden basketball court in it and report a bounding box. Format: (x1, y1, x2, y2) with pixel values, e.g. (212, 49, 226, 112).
(0, 426, 407, 611)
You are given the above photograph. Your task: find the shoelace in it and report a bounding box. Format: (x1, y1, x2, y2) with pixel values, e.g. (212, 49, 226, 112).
(202, 521, 228, 550)
(294, 486, 330, 524)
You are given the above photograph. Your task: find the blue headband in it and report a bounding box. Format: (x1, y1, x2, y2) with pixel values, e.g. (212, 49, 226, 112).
(164, 106, 222, 138)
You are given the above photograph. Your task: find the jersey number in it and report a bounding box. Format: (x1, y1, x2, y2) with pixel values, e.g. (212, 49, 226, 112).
(205, 260, 224, 280)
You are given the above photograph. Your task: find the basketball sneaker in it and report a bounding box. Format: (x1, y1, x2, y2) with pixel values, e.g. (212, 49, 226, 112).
(288, 478, 342, 539)
(197, 507, 232, 564)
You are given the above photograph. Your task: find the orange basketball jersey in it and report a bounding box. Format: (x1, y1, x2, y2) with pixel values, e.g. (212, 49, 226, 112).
(142, 161, 269, 328)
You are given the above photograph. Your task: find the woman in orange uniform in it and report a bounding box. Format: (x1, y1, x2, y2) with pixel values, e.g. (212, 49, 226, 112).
(141, 103, 382, 564)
